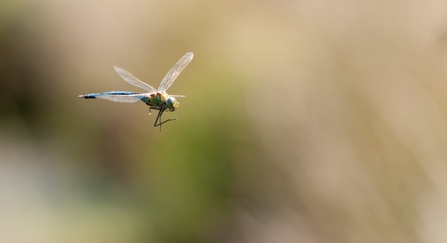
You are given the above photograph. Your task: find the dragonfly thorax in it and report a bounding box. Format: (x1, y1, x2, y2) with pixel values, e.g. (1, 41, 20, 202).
(146, 92, 179, 111)
(146, 92, 166, 106)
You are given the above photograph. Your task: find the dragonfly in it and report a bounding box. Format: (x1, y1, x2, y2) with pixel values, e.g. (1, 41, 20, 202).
(78, 52, 193, 131)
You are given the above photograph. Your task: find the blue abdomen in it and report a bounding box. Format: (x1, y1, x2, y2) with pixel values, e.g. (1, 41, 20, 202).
(83, 91, 138, 99)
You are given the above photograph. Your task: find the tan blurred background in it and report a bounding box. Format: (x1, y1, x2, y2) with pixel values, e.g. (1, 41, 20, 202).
(1, 0, 447, 242)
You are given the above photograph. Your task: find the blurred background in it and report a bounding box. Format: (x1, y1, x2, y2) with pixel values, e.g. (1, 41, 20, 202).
(1, 0, 447, 242)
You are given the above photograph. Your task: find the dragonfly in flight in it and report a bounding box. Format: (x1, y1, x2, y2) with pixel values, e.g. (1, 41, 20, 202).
(79, 52, 193, 131)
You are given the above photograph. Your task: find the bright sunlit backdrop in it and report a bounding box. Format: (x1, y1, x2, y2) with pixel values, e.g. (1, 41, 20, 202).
(2, 1, 447, 243)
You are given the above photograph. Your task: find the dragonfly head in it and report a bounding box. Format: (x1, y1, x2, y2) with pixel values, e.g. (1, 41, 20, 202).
(166, 97, 179, 111)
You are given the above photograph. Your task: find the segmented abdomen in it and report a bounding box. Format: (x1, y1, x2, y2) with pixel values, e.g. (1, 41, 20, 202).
(81, 91, 139, 99)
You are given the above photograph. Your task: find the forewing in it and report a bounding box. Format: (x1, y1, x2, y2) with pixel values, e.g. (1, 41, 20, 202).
(114, 66, 157, 92)
(158, 52, 193, 92)
(94, 93, 145, 103)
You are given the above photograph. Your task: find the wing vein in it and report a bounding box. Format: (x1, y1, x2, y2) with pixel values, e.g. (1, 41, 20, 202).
(158, 52, 194, 92)
(114, 66, 157, 92)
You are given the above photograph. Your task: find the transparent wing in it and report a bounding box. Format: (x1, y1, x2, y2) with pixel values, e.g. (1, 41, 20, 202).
(114, 66, 157, 93)
(158, 52, 194, 92)
(170, 95, 186, 98)
(96, 95, 142, 103)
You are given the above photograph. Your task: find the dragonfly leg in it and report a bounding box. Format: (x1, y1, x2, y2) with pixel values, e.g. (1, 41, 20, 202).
(153, 108, 178, 131)
(158, 118, 178, 126)
(154, 110, 162, 129)
(148, 107, 152, 115)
